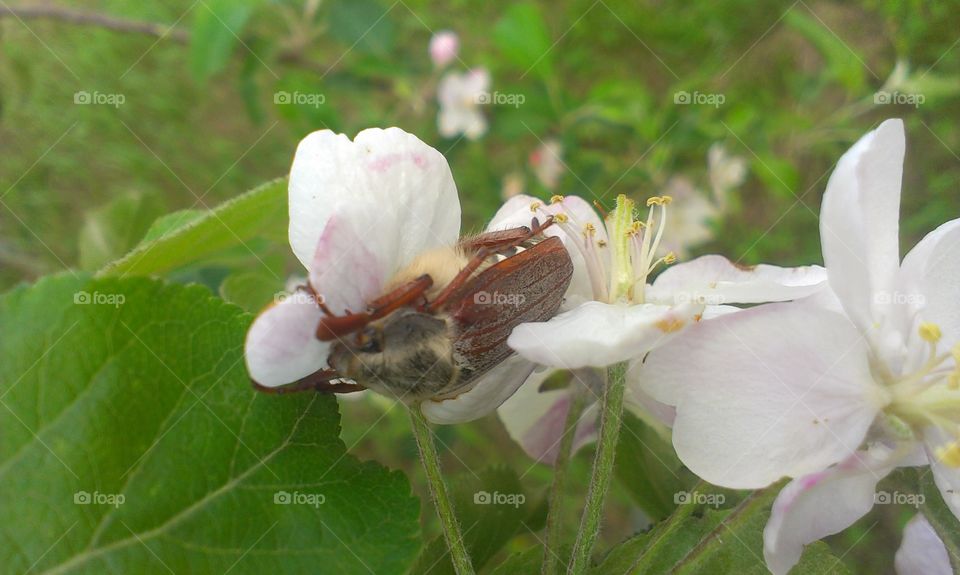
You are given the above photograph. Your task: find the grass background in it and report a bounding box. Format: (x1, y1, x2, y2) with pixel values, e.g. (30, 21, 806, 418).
(2, 0, 958, 572)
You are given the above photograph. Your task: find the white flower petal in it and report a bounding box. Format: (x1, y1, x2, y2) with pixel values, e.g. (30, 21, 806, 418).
(904, 219, 960, 348)
(244, 296, 330, 388)
(819, 118, 905, 335)
(924, 426, 960, 522)
(288, 127, 461, 272)
(641, 302, 882, 488)
(764, 448, 896, 575)
(421, 355, 535, 424)
(497, 369, 599, 465)
(308, 210, 385, 314)
(508, 301, 702, 369)
(648, 254, 827, 305)
(895, 515, 953, 575)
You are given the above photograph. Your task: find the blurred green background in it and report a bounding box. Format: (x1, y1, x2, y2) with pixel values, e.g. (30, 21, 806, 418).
(1, 0, 958, 572)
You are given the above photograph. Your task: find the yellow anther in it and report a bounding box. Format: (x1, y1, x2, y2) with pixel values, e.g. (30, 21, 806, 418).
(550, 194, 565, 204)
(660, 195, 673, 205)
(919, 322, 942, 344)
(663, 252, 677, 265)
(948, 372, 960, 391)
(646, 196, 664, 207)
(936, 442, 960, 468)
(529, 201, 543, 212)
(597, 240, 608, 248)
(554, 212, 569, 223)
(584, 222, 596, 236)
(627, 221, 643, 236)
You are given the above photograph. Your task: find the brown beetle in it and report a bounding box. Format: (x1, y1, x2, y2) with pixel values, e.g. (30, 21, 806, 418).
(252, 217, 573, 402)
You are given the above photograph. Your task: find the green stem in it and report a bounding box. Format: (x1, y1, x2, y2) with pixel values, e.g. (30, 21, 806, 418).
(409, 407, 475, 575)
(542, 382, 589, 575)
(567, 362, 629, 574)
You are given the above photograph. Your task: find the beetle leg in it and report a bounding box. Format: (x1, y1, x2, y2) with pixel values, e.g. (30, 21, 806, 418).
(315, 274, 434, 341)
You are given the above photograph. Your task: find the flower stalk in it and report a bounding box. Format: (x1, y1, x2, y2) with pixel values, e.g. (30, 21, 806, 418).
(409, 407, 475, 575)
(542, 381, 589, 575)
(567, 362, 629, 574)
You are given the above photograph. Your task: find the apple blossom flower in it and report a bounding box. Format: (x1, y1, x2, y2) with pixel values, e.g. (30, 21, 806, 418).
(428, 30, 459, 68)
(491, 192, 827, 463)
(529, 139, 564, 191)
(707, 142, 747, 210)
(437, 68, 490, 140)
(244, 127, 538, 423)
(655, 176, 716, 258)
(895, 514, 952, 575)
(638, 119, 960, 574)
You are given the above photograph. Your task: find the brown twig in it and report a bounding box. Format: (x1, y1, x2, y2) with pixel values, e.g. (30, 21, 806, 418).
(0, 5, 189, 42)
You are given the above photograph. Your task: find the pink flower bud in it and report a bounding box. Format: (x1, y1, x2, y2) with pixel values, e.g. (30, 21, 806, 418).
(429, 31, 459, 68)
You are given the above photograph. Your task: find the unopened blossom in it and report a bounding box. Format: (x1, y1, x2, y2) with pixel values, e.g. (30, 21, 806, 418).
(428, 30, 459, 68)
(437, 68, 489, 140)
(639, 119, 960, 574)
(244, 127, 535, 423)
(530, 139, 564, 191)
(492, 192, 827, 463)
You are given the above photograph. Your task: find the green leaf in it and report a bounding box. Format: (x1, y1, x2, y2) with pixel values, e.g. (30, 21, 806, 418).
(0, 274, 420, 574)
(785, 10, 866, 93)
(489, 545, 542, 575)
(753, 154, 799, 200)
(919, 472, 960, 572)
(594, 488, 851, 574)
(493, 3, 554, 78)
(99, 178, 287, 277)
(140, 209, 208, 243)
(409, 467, 547, 575)
(190, 0, 260, 81)
(219, 270, 282, 312)
(78, 191, 166, 271)
(328, 0, 396, 57)
(615, 411, 695, 520)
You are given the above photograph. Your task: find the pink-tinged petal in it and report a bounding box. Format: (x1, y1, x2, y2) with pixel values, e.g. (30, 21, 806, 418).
(497, 369, 598, 465)
(288, 127, 460, 272)
(820, 118, 904, 336)
(895, 515, 953, 575)
(640, 302, 883, 488)
(903, 219, 960, 349)
(486, 195, 600, 302)
(421, 355, 535, 424)
(244, 296, 331, 388)
(923, 426, 960, 522)
(764, 447, 898, 575)
(508, 301, 702, 369)
(309, 211, 384, 314)
(647, 254, 827, 305)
